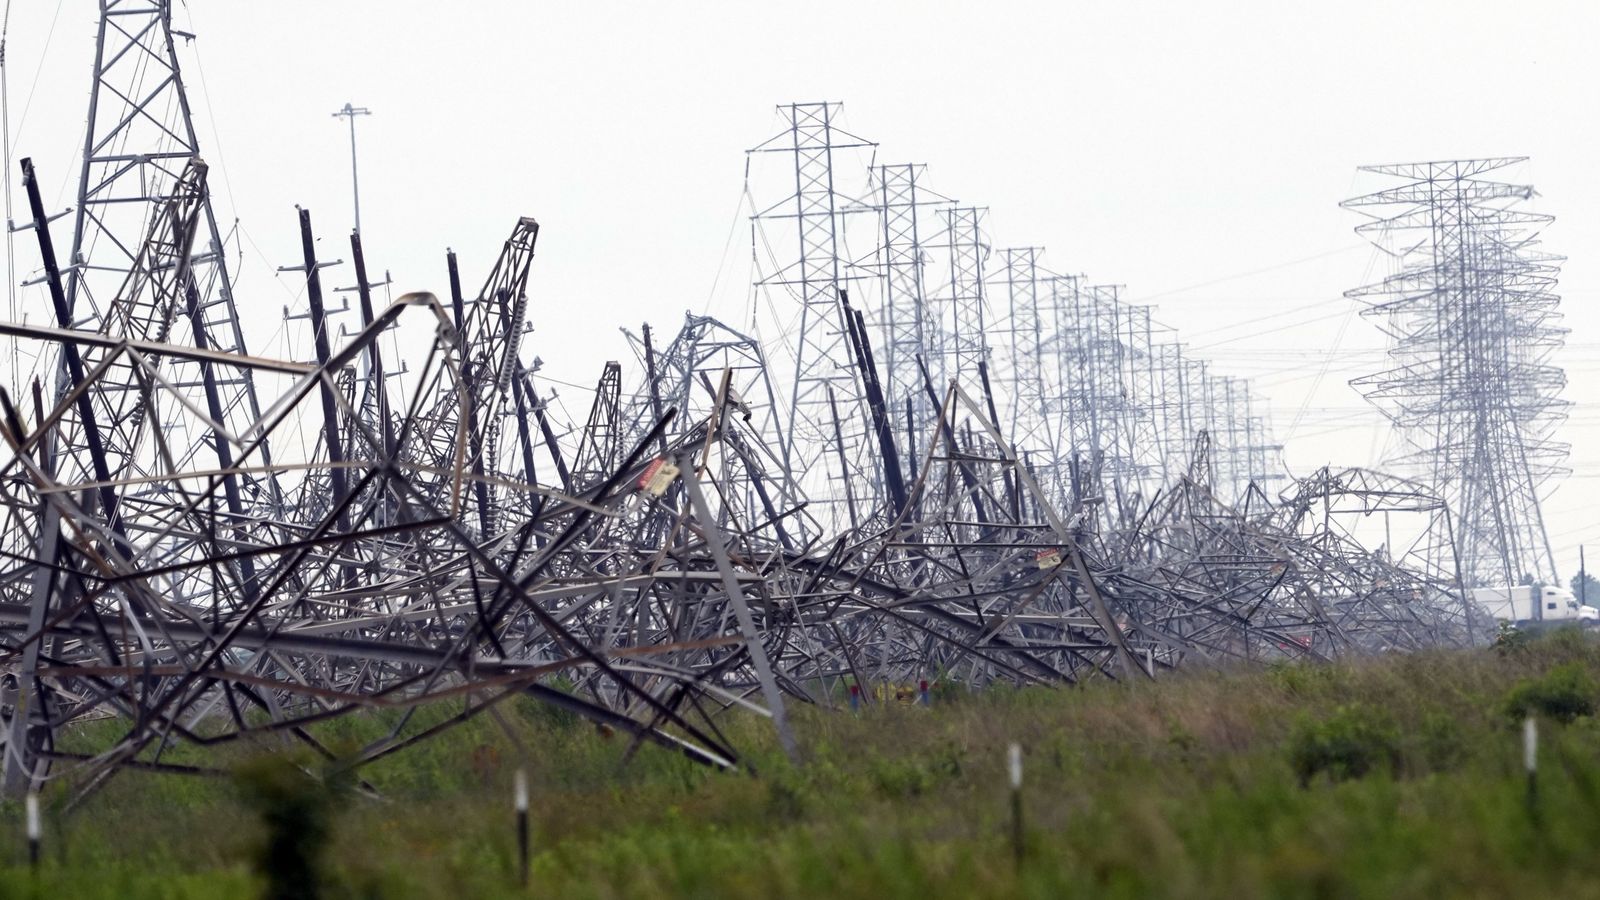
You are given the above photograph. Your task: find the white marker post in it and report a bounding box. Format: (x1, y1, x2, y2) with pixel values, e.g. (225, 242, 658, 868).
(514, 768, 530, 887)
(24, 791, 39, 869)
(1524, 717, 1539, 825)
(1008, 742, 1024, 867)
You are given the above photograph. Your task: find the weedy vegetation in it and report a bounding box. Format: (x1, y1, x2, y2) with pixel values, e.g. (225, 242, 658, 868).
(4, 630, 1600, 898)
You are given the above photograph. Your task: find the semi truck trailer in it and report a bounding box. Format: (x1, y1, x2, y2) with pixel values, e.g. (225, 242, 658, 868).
(1471, 585, 1598, 626)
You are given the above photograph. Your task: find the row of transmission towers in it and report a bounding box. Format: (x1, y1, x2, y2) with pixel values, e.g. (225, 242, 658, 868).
(745, 101, 1282, 533)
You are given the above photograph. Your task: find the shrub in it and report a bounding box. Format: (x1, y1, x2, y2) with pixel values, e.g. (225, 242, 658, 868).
(1503, 661, 1598, 724)
(1491, 621, 1530, 657)
(1286, 704, 1401, 786)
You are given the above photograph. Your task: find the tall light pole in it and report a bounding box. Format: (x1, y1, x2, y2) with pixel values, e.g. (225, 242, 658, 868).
(332, 102, 371, 233)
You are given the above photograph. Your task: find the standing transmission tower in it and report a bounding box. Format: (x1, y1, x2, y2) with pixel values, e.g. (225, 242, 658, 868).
(61, 0, 270, 508)
(996, 246, 1050, 452)
(873, 162, 947, 419)
(942, 206, 991, 380)
(1345, 158, 1568, 587)
(748, 102, 880, 527)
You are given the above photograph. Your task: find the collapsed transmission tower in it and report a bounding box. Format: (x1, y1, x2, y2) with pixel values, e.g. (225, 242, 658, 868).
(1345, 158, 1568, 587)
(0, 24, 1490, 804)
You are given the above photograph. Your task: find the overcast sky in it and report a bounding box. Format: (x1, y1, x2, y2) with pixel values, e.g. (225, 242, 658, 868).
(4, 0, 1598, 577)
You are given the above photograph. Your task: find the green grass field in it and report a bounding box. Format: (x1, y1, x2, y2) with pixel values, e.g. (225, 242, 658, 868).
(5, 630, 1600, 899)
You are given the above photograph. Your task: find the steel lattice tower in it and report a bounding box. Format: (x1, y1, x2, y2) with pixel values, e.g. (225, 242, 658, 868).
(1345, 158, 1568, 587)
(748, 103, 880, 527)
(998, 246, 1050, 451)
(942, 206, 991, 379)
(873, 163, 946, 418)
(59, 0, 272, 514)
(1114, 302, 1168, 483)
(66, 2, 259, 388)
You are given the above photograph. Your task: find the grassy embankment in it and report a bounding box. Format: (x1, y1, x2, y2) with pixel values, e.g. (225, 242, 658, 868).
(4, 630, 1600, 899)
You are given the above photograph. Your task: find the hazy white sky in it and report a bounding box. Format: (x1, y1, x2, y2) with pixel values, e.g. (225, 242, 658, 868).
(4, 1, 1598, 576)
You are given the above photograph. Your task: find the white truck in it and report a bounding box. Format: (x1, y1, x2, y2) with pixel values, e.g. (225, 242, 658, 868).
(1472, 585, 1599, 627)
